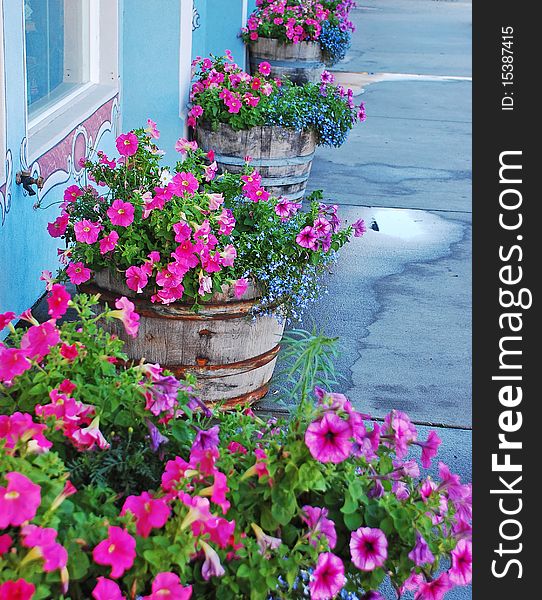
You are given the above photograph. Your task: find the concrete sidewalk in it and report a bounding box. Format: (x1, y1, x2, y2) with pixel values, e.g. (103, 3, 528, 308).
(263, 5, 472, 596)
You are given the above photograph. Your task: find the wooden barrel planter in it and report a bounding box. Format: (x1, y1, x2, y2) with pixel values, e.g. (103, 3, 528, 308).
(249, 38, 325, 84)
(196, 122, 317, 201)
(80, 271, 285, 408)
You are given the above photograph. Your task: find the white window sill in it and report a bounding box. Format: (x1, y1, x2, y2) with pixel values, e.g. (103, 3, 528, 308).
(28, 83, 118, 163)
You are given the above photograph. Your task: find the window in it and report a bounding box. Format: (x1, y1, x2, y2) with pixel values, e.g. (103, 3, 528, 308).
(24, 0, 89, 117)
(24, 0, 119, 161)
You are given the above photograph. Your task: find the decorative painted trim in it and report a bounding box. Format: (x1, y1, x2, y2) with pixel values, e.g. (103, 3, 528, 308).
(192, 1, 200, 31)
(16, 95, 119, 208)
(0, 150, 12, 226)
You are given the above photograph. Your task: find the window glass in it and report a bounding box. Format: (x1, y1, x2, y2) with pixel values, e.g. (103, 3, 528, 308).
(24, 0, 89, 115)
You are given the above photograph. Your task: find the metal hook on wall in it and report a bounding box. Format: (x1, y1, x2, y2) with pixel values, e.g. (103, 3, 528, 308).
(16, 170, 44, 196)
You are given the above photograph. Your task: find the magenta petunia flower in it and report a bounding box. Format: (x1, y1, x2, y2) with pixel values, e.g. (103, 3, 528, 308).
(92, 577, 124, 600)
(449, 539, 472, 585)
(321, 70, 335, 84)
(0, 472, 41, 528)
(107, 199, 135, 227)
(414, 573, 453, 600)
(142, 572, 192, 600)
(66, 261, 92, 285)
(20, 321, 61, 361)
(418, 430, 442, 468)
(64, 185, 83, 203)
(47, 213, 69, 238)
(258, 61, 272, 76)
(169, 172, 199, 197)
(99, 230, 119, 254)
(0, 311, 16, 331)
(352, 219, 367, 237)
(0, 347, 32, 382)
(116, 132, 139, 156)
(47, 283, 71, 319)
(125, 265, 148, 293)
(309, 552, 345, 600)
(0, 534, 12, 555)
(20, 525, 68, 572)
(74, 219, 102, 244)
(350, 527, 388, 572)
(305, 413, 353, 464)
(121, 491, 171, 537)
(0, 579, 35, 600)
(93, 526, 136, 579)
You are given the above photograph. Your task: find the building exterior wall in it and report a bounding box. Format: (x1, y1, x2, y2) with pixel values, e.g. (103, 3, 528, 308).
(0, 0, 246, 321)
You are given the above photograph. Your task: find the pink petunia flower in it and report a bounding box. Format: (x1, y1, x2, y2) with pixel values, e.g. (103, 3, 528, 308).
(70, 417, 110, 451)
(0, 472, 41, 528)
(305, 413, 353, 464)
(352, 219, 367, 237)
(107, 199, 135, 227)
(20, 321, 61, 361)
(414, 573, 453, 600)
(296, 226, 319, 250)
(92, 577, 124, 600)
(0, 579, 35, 600)
(20, 525, 68, 572)
(66, 262, 92, 285)
(449, 539, 472, 585)
(142, 572, 192, 600)
(251, 523, 281, 555)
(116, 132, 139, 156)
(121, 491, 171, 537)
(200, 540, 226, 580)
(169, 172, 199, 197)
(0, 347, 31, 382)
(309, 552, 345, 600)
(258, 61, 272, 76)
(92, 526, 136, 579)
(0, 412, 52, 453)
(0, 534, 12, 556)
(350, 527, 388, 572)
(74, 219, 102, 244)
(64, 185, 83, 203)
(99, 230, 119, 254)
(417, 430, 442, 468)
(302, 506, 337, 549)
(47, 213, 69, 238)
(47, 284, 71, 319)
(59, 342, 78, 359)
(125, 265, 149, 293)
(110, 296, 140, 338)
(408, 533, 435, 566)
(175, 138, 199, 154)
(145, 118, 160, 139)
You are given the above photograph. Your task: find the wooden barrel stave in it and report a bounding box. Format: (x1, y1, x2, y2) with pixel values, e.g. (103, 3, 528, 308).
(80, 271, 285, 405)
(249, 38, 325, 84)
(196, 123, 316, 200)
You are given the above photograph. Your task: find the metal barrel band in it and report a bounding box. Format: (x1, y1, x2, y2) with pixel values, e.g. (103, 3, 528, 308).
(251, 58, 324, 68)
(214, 151, 315, 167)
(260, 174, 310, 186)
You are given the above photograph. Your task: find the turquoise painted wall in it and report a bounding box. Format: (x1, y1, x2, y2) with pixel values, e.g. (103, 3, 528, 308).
(192, 0, 247, 68)
(121, 0, 183, 155)
(0, 1, 117, 321)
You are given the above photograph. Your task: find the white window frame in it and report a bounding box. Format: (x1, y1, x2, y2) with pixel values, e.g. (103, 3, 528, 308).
(25, 0, 119, 162)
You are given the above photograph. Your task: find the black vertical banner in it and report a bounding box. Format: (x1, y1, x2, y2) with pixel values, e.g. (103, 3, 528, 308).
(473, 3, 537, 598)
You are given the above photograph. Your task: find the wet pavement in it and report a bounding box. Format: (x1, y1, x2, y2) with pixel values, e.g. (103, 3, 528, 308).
(261, 6, 472, 594)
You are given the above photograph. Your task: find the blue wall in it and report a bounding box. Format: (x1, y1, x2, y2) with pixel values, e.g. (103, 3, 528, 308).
(193, 0, 247, 68)
(121, 0, 183, 155)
